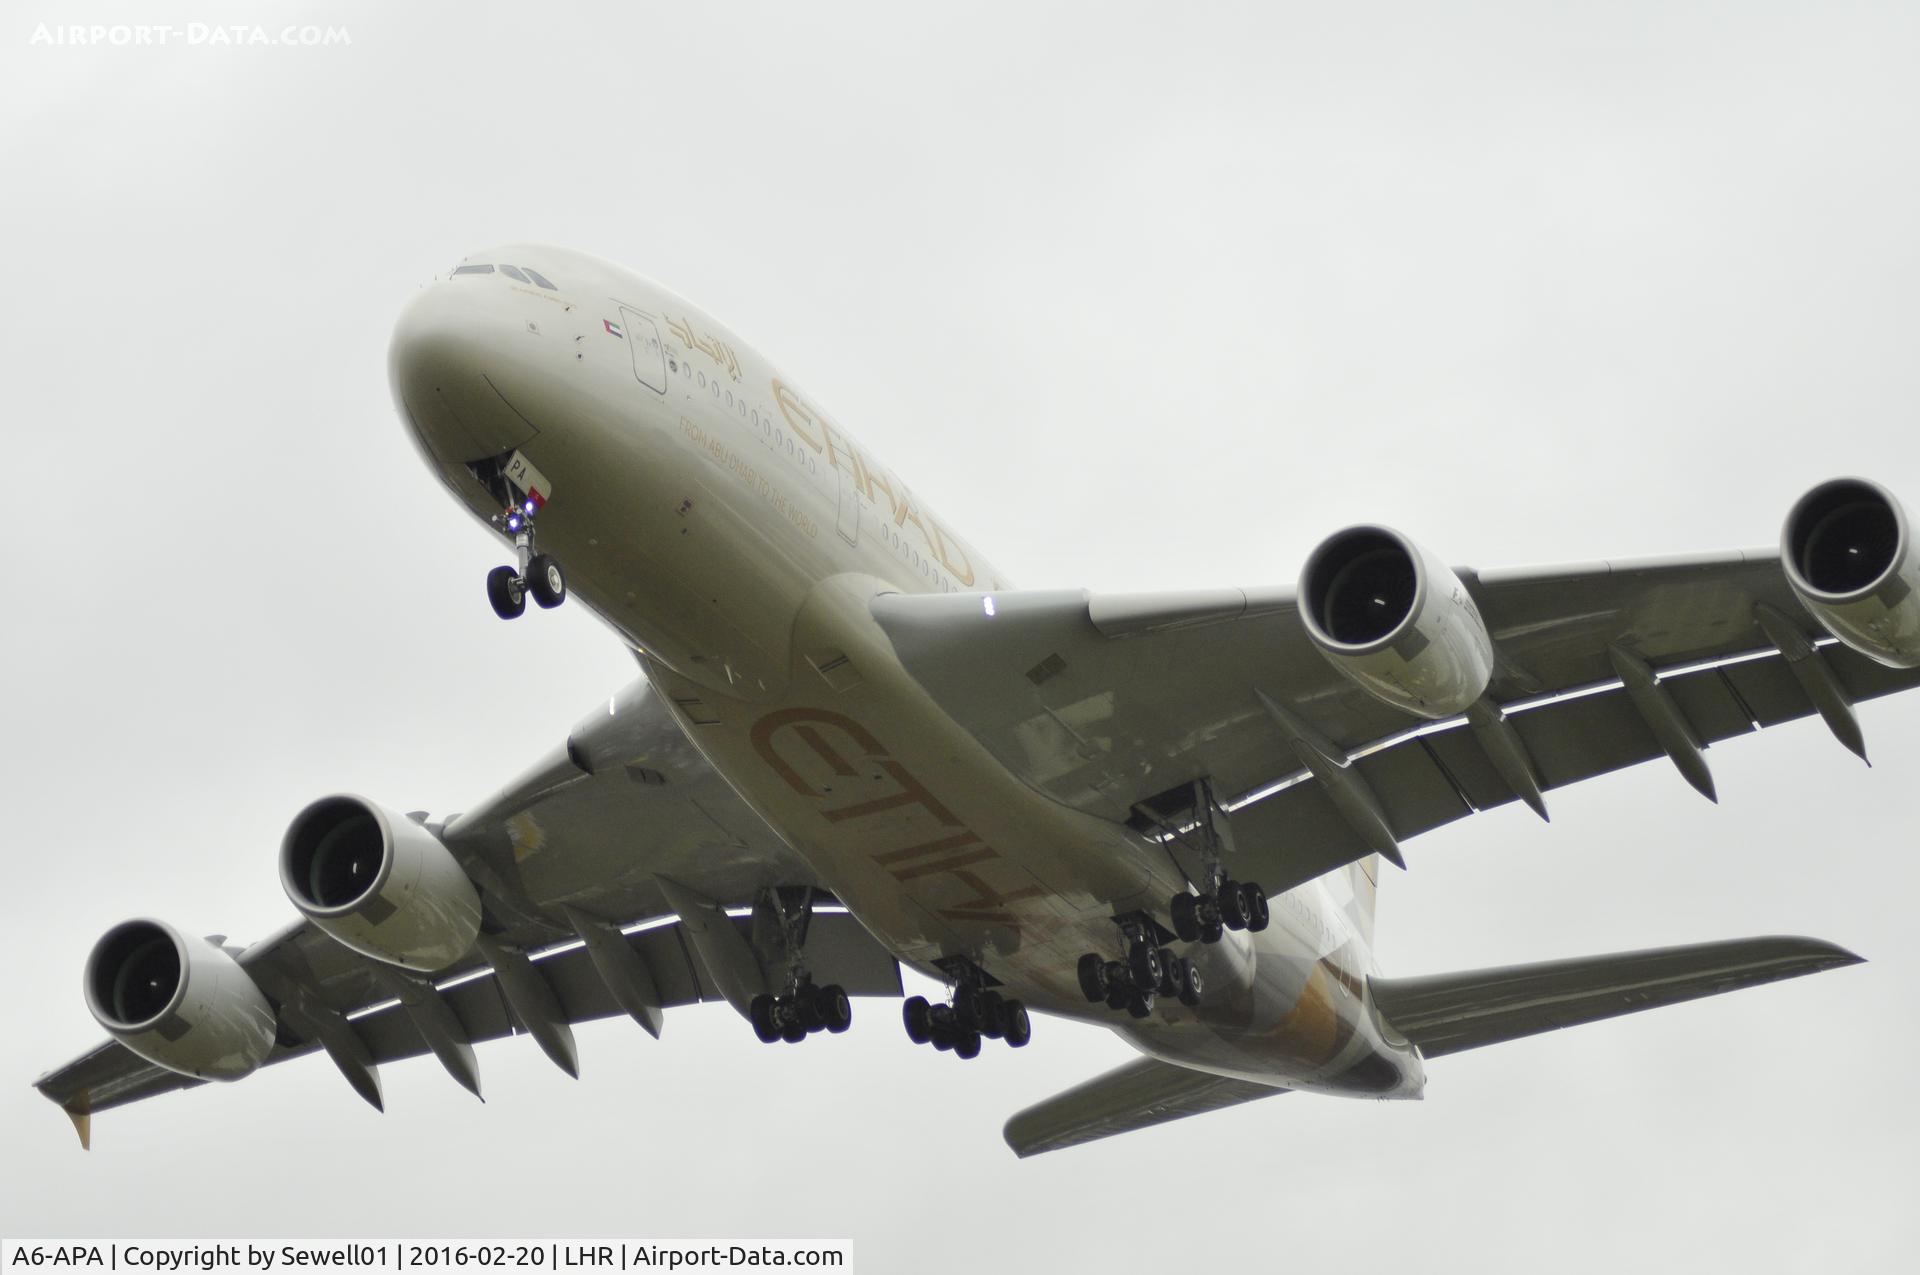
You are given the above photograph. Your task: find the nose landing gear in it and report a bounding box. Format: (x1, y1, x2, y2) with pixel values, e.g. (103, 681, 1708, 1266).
(486, 500, 567, 620)
(901, 957, 1031, 1059)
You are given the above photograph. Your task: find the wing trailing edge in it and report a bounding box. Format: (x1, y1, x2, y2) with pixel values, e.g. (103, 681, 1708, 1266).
(1369, 935, 1862, 1059)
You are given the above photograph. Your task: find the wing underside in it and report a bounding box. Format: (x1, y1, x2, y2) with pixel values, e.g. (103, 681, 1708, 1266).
(1002, 1055, 1289, 1157)
(34, 909, 901, 1126)
(1368, 935, 1862, 1058)
(872, 552, 1920, 895)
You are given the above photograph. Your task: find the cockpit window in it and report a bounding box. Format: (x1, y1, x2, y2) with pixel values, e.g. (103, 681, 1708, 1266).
(451, 264, 494, 276)
(498, 264, 529, 283)
(522, 267, 557, 290)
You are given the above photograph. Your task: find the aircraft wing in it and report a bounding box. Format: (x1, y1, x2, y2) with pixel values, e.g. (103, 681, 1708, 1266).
(1002, 1055, 1289, 1157)
(34, 908, 900, 1140)
(1368, 934, 1862, 1057)
(34, 677, 902, 1143)
(872, 545, 1920, 893)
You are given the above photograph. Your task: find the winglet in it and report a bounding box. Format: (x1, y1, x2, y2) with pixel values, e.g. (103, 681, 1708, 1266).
(63, 1101, 91, 1151)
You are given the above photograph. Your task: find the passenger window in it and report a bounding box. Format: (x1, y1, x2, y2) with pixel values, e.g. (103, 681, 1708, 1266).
(451, 264, 493, 276)
(522, 267, 557, 290)
(498, 265, 529, 283)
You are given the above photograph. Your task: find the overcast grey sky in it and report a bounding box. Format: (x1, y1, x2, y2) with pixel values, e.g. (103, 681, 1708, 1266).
(4, 2, 1919, 1270)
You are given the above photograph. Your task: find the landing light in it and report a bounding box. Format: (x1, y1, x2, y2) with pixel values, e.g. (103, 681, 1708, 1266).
(983, 596, 997, 618)
(507, 515, 522, 532)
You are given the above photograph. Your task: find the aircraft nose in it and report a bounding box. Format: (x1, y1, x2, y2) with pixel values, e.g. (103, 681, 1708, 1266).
(388, 277, 544, 465)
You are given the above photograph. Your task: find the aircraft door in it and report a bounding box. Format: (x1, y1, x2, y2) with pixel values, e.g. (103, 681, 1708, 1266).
(836, 467, 861, 545)
(618, 307, 668, 393)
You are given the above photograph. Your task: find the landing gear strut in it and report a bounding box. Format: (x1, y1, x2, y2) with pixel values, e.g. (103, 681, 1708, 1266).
(745, 886, 851, 1045)
(901, 956, 1031, 1059)
(1129, 777, 1271, 946)
(1075, 913, 1202, 1018)
(487, 499, 567, 620)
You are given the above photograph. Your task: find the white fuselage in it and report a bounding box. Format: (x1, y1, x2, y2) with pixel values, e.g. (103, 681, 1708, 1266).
(388, 244, 1424, 1099)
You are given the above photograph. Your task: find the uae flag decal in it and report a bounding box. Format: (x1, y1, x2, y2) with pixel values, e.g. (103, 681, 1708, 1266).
(603, 318, 625, 338)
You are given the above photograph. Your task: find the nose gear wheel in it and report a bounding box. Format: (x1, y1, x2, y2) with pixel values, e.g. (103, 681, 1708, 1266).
(484, 489, 566, 620)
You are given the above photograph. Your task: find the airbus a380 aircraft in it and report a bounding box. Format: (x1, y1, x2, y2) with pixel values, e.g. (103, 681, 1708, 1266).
(38, 245, 1920, 1155)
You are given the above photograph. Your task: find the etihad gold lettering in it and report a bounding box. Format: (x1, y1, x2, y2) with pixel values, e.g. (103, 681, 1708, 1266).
(751, 708, 1056, 939)
(769, 378, 977, 586)
(665, 313, 742, 381)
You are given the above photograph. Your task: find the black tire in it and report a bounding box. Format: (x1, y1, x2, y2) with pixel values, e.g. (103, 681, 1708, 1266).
(902, 995, 932, 1044)
(1106, 982, 1133, 1011)
(487, 565, 526, 619)
(1129, 942, 1163, 992)
(1077, 953, 1109, 1002)
(1157, 950, 1181, 997)
(932, 1028, 954, 1052)
(528, 553, 566, 608)
(820, 984, 852, 1034)
(1244, 886, 1271, 933)
(1170, 893, 1201, 944)
(1219, 880, 1248, 930)
(1179, 959, 1204, 1007)
(780, 1020, 807, 1044)
(1126, 990, 1155, 1019)
(1201, 921, 1225, 945)
(749, 994, 780, 1044)
(790, 988, 822, 1033)
(977, 990, 1005, 1039)
(953, 1032, 982, 1060)
(1002, 1000, 1032, 1048)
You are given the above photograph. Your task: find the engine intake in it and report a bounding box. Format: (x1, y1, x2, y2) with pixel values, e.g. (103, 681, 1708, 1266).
(280, 795, 481, 971)
(83, 919, 276, 1081)
(1781, 478, 1920, 668)
(1299, 526, 1493, 718)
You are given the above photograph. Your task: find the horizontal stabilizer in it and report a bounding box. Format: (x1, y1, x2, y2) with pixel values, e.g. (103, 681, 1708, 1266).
(1370, 935, 1862, 1058)
(1003, 1056, 1288, 1158)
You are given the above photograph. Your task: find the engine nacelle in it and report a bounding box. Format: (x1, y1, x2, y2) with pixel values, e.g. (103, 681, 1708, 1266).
(1782, 478, 1920, 669)
(279, 794, 481, 972)
(83, 919, 276, 1081)
(1298, 525, 1494, 719)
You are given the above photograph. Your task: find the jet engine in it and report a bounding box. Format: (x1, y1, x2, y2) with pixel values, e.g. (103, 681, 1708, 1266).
(279, 794, 481, 971)
(1298, 525, 1493, 719)
(1782, 478, 1920, 668)
(83, 919, 277, 1081)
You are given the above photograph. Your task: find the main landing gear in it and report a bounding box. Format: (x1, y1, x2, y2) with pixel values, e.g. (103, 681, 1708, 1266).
(486, 499, 567, 621)
(746, 886, 851, 1045)
(1169, 877, 1271, 944)
(749, 978, 852, 1044)
(901, 956, 1031, 1060)
(1076, 914, 1203, 1020)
